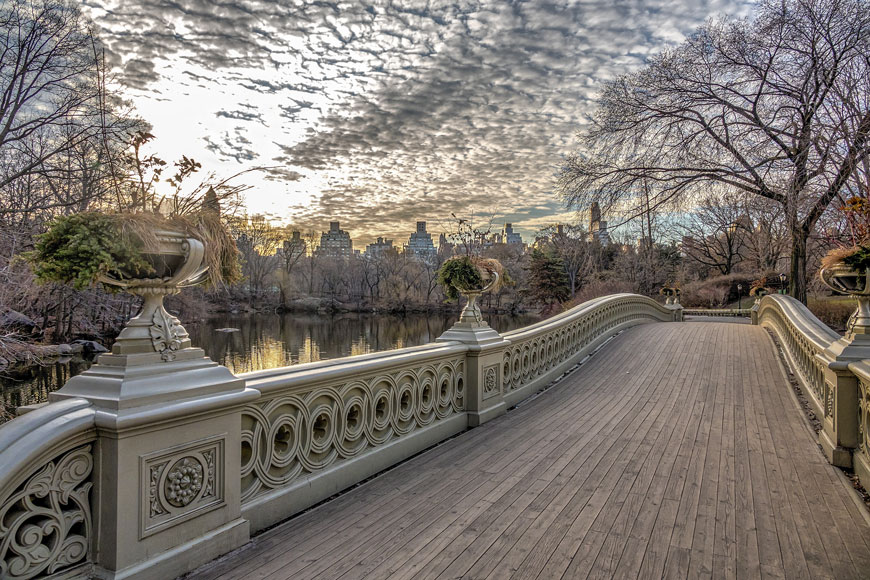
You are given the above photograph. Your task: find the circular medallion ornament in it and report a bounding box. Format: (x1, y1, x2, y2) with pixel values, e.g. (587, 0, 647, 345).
(164, 457, 204, 507)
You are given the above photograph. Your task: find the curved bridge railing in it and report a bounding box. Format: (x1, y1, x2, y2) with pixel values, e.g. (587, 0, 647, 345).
(682, 308, 752, 317)
(0, 293, 680, 579)
(0, 398, 96, 580)
(754, 294, 870, 491)
(755, 295, 840, 417)
(238, 292, 678, 531)
(501, 294, 676, 406)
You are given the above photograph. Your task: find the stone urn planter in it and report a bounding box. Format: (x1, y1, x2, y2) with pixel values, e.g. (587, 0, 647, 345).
(820, 261, 870, 336)
(749, 286, 770, 306)
(437, 256, 504, 324)
(27, 211, 239, 361)
(455, 269, 500, 324)
(659, 286, 680, 305)
(99, 229, 210, 360)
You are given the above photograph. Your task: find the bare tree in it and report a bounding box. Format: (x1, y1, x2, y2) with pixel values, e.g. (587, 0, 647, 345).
(231, 215, 282, 301)
(0, 0, 137, 213)
(678, 191, 749, 276)
(560, 0, 870, 302)
(742, 197, 790, 273)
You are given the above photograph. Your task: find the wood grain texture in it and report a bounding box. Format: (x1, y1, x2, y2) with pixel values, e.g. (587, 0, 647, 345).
(186, 322, 870, 580)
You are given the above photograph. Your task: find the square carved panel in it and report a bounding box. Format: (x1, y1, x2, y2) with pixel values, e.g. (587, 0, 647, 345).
(483, 364, 501, 400)
(139, 434, 226, 538)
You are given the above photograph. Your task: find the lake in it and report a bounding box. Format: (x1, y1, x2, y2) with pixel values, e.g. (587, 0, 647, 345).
(1, 311, 542, 413)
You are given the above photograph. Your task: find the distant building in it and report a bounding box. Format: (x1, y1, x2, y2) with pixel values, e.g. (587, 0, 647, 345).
(282, 231, 306, 261)
(405, 221, 437, 260)
(503, 223, 523, 245)
(438, 233, 454, 256)
(365, 237, 394, 258)
(316, 221, 354, 259)
(589, 202, 611, 245)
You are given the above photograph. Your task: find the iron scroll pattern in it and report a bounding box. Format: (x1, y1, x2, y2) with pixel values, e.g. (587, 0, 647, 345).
(0, 445, 93, 580)
(503, 299, 666, 392)
(241, 358, 465, 503)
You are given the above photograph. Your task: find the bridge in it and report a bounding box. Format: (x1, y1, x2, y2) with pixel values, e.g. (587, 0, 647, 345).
(2, 294, 870, 579)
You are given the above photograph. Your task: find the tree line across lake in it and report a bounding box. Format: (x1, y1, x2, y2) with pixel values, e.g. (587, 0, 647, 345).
(1, 0, 868, 363)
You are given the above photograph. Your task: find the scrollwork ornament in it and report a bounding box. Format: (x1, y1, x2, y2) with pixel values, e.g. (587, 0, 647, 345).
(150, 306, 183, 361)
(149, 462, 169, 518)
(202, 449, 216, 499)
(0, 445, 93, 580)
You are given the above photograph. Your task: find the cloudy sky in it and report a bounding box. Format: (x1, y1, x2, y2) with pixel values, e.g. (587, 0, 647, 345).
(83, 0, 752, 247)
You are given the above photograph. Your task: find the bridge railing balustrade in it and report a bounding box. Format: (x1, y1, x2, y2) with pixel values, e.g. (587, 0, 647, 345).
(0, 293, 681, 580)
(755, 294, 870, 486)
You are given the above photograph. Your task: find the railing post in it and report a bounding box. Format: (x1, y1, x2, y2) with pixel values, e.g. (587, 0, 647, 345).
(818, 329, 870, 467)
(437, 310, 510, 427)
(48, 304, 258, 579)
(667, 303, 683, 322)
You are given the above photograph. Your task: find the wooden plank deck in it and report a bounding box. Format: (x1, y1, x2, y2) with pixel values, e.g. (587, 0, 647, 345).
(185, 322, 870, 580)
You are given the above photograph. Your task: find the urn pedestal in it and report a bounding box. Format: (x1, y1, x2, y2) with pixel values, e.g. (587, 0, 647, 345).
(816, 263, 870, 468)
(49, 229, 258, 580)
(438, 271, 509, 427)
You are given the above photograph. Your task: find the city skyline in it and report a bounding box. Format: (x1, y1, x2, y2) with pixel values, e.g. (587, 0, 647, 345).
(84, 0, 753, 246)
(287, 218, 529, 253)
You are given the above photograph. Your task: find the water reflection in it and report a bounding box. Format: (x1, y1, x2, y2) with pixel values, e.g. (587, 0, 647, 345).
(1, 356, 93, 411)
(1, 312, 541, 411)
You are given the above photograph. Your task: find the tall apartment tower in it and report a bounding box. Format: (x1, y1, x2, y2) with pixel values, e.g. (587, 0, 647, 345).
(316, 221, 354, 259)
(588, 202, 611, 245)
(406, 221, 437, 260)
(282, 231, 307, 261)
(503, 223, 523, 245)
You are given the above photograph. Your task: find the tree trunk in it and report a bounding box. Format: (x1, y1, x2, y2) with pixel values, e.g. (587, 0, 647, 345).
(789, 229, 808, 304)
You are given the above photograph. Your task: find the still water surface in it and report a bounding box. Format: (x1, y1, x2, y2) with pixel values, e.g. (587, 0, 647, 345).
(1, 311, 541, 411)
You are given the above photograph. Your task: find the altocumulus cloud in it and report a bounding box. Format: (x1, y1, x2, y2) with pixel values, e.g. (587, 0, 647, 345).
(84, 0, 752, 245)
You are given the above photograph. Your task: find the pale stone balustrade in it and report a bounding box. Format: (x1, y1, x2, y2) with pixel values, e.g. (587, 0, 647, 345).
(11, 290, 870, 578)
(0, 293, 680, 579)
(19, 290, 870, 578)
(754, 294, 866, 471)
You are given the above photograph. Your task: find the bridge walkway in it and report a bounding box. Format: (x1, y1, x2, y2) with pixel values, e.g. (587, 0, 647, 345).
(187, 322, 870, 579)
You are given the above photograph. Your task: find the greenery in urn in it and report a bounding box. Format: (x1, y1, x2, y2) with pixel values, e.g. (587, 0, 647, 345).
(749, 279, 770, 297)
(659, 285, 679, 297)
(822, 196, 870, 272)
(436, 255, 506, 301)
(26, 132, 245, 290)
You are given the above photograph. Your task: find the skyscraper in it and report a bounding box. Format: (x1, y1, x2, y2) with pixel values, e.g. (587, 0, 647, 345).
(315, 221, 354, 258)
(405, 221, 437, 260)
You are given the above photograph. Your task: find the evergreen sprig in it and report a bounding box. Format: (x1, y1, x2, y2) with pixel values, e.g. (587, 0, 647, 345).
(436, 256, 484, 301)
(843, 245, 870, 272)
(27, 213, 153, 290)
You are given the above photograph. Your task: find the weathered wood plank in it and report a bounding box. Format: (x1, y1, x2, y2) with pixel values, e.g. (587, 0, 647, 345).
(184, 322, 870, 580)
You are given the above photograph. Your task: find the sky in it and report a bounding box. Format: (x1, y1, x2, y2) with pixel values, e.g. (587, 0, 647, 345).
(83, 0, 753, 248)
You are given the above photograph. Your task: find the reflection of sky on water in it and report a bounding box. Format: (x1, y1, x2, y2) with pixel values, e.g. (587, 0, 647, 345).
(1, 312, 541, 414)
(193, 312, 539, 375)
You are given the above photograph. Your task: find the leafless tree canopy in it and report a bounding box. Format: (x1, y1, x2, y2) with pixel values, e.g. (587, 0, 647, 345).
(560, 0, 870, 301)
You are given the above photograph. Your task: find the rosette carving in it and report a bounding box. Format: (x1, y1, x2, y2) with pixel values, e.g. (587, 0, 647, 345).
(141, 438, 224, 537)
(164, 458, 204, 508)
(0, 445, 93, 580)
